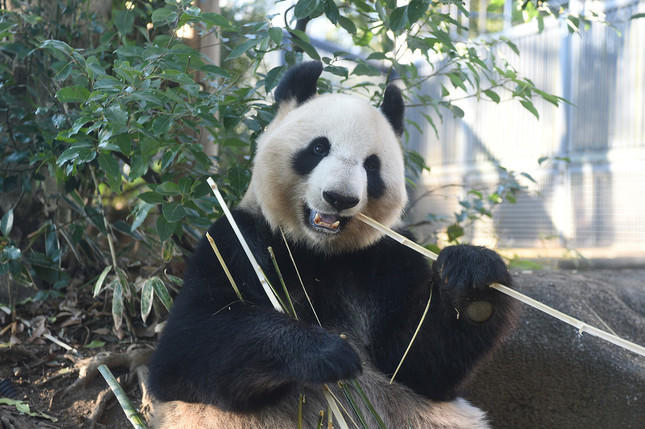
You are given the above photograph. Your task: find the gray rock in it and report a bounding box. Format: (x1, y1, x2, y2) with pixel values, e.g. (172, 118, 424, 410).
(467, 269, 645, 429)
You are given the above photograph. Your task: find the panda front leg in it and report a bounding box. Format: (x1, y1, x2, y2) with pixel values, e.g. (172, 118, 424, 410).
(148, 305, 362, 412)
(379, 243, 516, 402)
(429, 244, 517, 397)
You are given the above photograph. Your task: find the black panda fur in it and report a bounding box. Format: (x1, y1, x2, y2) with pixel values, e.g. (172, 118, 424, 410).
(148, 61, 517, 428)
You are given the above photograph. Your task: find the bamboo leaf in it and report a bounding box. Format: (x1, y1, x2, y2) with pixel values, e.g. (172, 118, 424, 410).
(93, 265, 113, 297)
(150, 276, 173, 312)
(140, 278, 154, 323)
(1, 208, 13, 236)
(112, 278, 124, 331)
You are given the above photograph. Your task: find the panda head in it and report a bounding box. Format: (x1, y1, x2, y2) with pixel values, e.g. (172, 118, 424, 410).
(240, 61, 407, 254)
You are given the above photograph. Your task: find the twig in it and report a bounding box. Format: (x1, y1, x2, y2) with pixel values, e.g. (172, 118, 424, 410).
(322, 385, 352, 429)
(207, 178, 283, 312)
(279, 227, 322, 327)
(356, 213, 645, 359)
(389, 286, 433, 384)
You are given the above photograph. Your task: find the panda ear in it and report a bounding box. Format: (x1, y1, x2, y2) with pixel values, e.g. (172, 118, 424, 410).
(380, 84, 405, 137)
(274, 61, 323, 106)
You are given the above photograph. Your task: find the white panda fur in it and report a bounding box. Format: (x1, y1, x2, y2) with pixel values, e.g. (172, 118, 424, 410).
(147, 61, 516, 428)
(240, 92, 407, 255)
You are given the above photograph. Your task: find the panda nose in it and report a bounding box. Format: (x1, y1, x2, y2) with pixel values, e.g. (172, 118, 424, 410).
(323, 191, 359, 211)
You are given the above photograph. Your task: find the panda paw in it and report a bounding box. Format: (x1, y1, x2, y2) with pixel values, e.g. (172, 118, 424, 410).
(298, 332, 362, 384)
(434, 244, 512, 301)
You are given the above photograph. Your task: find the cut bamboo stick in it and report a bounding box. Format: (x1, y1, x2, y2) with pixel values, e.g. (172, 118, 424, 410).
(207, 178, 283, 312)
(356, 213, 645, 358)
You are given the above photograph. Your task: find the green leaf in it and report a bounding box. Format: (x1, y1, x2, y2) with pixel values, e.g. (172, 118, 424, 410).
(294, 0, 320, 19)
(156, 182, 180, 195)
(324, 0, 340, 24)
(1, 209, 13, 236)
(0, 399, 57, 422)
(449, 104, 465, 118)
(98, 152, 121, 191)
(156, 216, 177, 242)
(291, 35, 320, 60)
(150, 277, 173, 312)
(264, 65, 286, 92)
(151, 8, 178, 25)
(86, 56, 106, 78)
(389, 6, 409, 34)
(483, 89, 500, 103)
(353, 62, 380, 77)
(447, 224, 464, 242)
(407, 0, 430, 23)
(93, 265, 113, 297)
(104, 106, 128, 130)
(56, 86, 90, 103)
(501, 37, 519, 56)
(57, 142, 96, 167)
(226, 38, 260, 60)
(114, 9, 135, 36)
(520, 99, 540, 120)
(84, 340, 106, 349)
(268, 27, 284, 45)
(130, 202, 155, 231)
(324, 65, 348, 78)
(631, 13, 645, 20)
(200, 64, 231, 78)
(39, 39, 73, 59)
(338, 16, 356, 34)
(162, 202, 186, 223)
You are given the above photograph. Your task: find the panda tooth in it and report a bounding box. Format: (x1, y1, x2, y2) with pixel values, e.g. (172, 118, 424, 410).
(331, 220, 340, 229)
(314, 212, 322, 225)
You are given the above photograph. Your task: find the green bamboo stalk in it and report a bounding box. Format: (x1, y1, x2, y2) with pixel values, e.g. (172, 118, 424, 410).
(97, 364, 147, 429)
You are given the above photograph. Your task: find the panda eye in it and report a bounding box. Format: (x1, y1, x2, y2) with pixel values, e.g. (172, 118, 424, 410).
(364, 155, 380, 171)
(312, 139, 329, 156)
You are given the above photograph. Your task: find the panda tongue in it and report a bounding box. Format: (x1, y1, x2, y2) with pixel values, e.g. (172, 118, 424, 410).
(318, 213, 339, 224)
(313, 211, 340, 230)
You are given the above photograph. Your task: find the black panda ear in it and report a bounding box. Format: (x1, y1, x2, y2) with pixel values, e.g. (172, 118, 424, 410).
(274, 61, 323, 106)
(380, 84, 405, 137)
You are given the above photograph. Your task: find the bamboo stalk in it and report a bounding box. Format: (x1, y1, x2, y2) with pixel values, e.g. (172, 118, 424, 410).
(268, 246, 298, 318)
(490, 283, 645, 357)
(207, 178, 283, 312)
(356, 213, 645, 359)
(97, 364, 147, 429)
(279, 227, 322, 327)
(206, 232, 244, 303)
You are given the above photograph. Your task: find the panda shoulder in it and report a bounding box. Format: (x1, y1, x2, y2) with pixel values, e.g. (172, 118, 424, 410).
(189, 208, 271, 272)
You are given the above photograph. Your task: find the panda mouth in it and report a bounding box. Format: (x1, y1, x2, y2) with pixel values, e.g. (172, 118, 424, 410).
(306, 209, 347, 234)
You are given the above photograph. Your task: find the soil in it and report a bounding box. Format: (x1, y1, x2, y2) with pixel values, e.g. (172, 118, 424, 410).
(1, 267, 644, 428)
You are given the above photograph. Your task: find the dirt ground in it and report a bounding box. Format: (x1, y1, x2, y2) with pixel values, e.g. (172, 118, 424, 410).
(1, 267, 644, 428)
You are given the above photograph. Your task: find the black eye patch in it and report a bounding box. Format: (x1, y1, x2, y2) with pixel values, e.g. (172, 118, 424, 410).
(292, 137, 330, 176)
(364, 154, 385, 199)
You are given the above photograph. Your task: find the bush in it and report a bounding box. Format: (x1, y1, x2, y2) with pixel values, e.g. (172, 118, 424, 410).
(0, 0, 561, 332)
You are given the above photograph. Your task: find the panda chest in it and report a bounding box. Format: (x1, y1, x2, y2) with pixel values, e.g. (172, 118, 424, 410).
(282, 256, 382, 342)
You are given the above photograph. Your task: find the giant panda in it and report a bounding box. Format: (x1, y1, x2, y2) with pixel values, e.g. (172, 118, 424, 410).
(147, 61, 516, 428)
